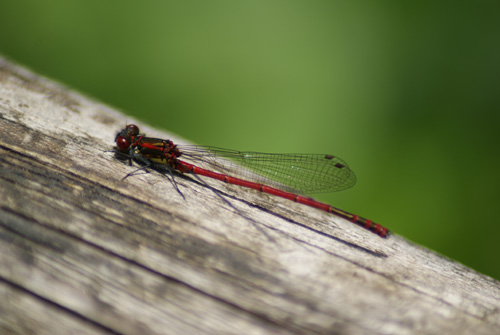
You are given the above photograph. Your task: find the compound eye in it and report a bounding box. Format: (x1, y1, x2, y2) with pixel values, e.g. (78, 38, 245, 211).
(126, 124, 140, 136)
(116, 136, 130, 151)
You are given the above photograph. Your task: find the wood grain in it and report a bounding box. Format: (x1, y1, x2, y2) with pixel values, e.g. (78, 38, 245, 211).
(1, 57, 499, 335)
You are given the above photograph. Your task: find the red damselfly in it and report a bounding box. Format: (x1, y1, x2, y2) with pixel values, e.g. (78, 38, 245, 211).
(115, 124, 389, 238)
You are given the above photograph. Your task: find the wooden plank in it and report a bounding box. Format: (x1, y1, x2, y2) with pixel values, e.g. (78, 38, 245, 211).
(1, 56, 499, 335)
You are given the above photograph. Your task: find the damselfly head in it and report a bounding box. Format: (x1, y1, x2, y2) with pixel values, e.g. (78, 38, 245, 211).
(115, 124, 140, 151)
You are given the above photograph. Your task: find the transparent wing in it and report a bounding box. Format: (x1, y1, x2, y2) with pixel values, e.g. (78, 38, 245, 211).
(177, 145, 356, 194)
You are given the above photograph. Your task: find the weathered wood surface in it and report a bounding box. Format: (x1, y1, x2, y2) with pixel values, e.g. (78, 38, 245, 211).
(0, 57, 499, 335)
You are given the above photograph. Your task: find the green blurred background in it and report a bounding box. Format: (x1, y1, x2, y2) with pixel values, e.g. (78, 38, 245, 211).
(1, 1, 499, 279)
